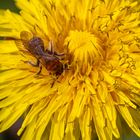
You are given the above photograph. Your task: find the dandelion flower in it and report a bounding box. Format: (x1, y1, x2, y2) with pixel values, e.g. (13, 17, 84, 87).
(0, 0, 140, 140)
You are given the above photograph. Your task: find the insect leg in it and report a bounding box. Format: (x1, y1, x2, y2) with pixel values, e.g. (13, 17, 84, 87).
(23, 59, 40, 67)
(36, 65, 42, 75)
(54, 52, 64, 56)
(48, 40, 54, 54)
(46, 40, 64, 57)
(51, 76, 59, 88)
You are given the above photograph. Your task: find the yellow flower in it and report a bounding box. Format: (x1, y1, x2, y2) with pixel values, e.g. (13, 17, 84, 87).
(0, 0, 140, 140)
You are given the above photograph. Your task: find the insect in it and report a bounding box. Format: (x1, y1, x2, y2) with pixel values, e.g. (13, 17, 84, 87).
(17, 31, 66, 75)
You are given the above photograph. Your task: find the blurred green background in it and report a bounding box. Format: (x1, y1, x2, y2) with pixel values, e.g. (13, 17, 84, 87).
(0, 0, 140, 140)
(0, 0, 19, 12)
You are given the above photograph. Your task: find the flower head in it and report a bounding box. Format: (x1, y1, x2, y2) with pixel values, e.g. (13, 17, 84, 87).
(0, 0, 140, 140)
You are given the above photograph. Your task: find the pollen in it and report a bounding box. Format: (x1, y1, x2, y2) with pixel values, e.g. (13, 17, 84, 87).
(65, 31, 103, 73)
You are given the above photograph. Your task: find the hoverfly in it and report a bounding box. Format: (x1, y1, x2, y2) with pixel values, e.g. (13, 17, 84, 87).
(16, 31, 66, 75)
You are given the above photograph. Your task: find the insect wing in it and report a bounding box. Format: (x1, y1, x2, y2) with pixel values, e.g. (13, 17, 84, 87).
(20, 31, 33, 49)
(14, 31, 33, 57)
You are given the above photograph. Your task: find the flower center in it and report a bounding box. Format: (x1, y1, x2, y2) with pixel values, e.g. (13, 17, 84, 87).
(65, 30, 104, 74)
